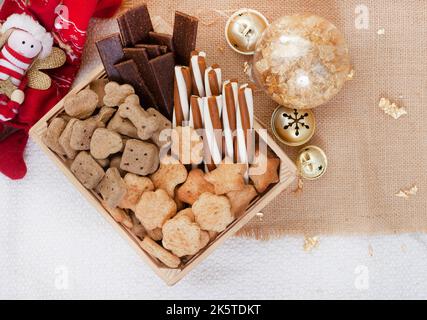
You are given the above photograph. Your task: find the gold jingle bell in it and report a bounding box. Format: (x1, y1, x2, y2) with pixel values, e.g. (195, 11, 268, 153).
(296, 146, 328, 180)
(271, 105, 316, 146)
(225, 8, 269, 55)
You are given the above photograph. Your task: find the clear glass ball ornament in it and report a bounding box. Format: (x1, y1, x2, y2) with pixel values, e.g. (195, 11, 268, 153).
(253, 14, 351, 109)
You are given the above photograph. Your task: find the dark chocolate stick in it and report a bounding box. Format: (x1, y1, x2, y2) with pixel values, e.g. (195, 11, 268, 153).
(135, 44, 162, 59)
(117, 17, 132, 46)
(190, 96, 203, 129)
(96, 34, 124, 82)
(117, 4, 153, 46)
(114, 60, 156, 108)
(149, 52, 175, 118)
(123, 48, 166, 114)
(159, 45, 168, 54)
(173, 12, 198, 66)
(148, 32, 174, 52)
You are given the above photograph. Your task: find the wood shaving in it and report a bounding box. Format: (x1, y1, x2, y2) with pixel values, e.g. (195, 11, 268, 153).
(395, 185, 418, 199)
(379, 97, 407, 119)
(243, 62, 254, 82)
(198, 17, 219, 27)
(243, 61, 251, 75)
(194, 9, 237, 26)
(196, 9, 221, 27)
(368, 244, 374, 257)
(347, 69, 355, 80)
(216, 9, 239, 16)
(292, 177, 304, 194)
(303, 236, 320, 252)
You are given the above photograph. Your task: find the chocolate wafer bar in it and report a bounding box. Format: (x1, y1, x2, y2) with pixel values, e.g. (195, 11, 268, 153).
(236, 84, 255, 181)
(117, 4, 153, 46)
(96, 34, 124, 82)
(205, 65, 222, 97)
(123, 48, 161, 102)
(203, 96, 223, 171)
(148, 32, 174, 52)
(114, 60, 156, 108)
(190, 51, 207, 97)
(222, 80, 239, 161)
(124, 48, 174, 117)
(149, 52, 175, 117)
(238, 84, 254, 146)
(135, 44, 162, 59)
(159, 45, 168, 54)
(123, 48, 159, 96)
(173, 12, 199, 66)
(173, 66, 192, 126)
(189, 96, 203, 129)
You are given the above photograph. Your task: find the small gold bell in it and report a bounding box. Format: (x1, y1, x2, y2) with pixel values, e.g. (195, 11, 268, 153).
(225, 8, 269, 55)
(271, 105, 316, 146)
(296, 146, 328, 180)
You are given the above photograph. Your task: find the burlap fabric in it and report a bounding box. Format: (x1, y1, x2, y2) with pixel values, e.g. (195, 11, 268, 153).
(86, 0, 427, 238)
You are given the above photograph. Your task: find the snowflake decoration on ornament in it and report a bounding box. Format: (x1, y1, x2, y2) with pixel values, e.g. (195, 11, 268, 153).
(282, 109, 310, 136)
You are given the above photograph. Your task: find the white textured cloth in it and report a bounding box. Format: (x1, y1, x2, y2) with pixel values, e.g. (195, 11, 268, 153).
(0, 141, 427, 299)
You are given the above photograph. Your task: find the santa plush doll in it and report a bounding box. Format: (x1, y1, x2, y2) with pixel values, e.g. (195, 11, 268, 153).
(0, 13, 54, 121)
(0, 13, 54, 86)
(0, 0, 122, 180)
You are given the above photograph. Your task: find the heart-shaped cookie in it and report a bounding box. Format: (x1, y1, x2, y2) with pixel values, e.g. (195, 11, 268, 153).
(64, 88, 99, 119)
(90, 128, 123, 159)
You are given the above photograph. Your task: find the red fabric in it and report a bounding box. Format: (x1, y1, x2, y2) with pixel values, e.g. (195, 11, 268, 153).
(0, 65, 24, 82)
(0, 128, 28, 179)
(0, 100, 21, 121)
(0, 76, 27, 121)
(0, 0, 122, 180)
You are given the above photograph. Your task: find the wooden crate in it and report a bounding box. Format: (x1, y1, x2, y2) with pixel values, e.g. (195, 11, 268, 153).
(29, 65, 297, 286)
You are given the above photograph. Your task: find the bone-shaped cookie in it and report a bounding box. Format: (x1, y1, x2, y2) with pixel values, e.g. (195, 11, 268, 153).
(118, 95, 159, 140)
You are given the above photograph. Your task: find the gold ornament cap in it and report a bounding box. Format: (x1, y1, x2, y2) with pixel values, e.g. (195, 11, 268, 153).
(296, 145, 328, 180)
(225, 8, 269, 55)
(271, 105, 316, 146)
